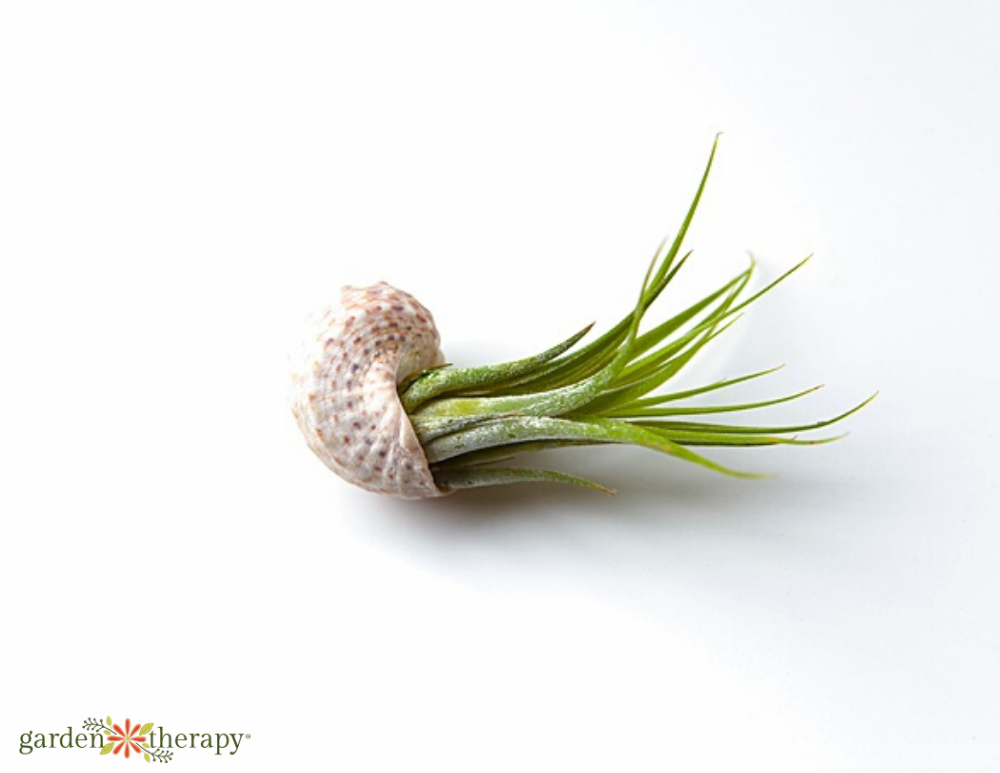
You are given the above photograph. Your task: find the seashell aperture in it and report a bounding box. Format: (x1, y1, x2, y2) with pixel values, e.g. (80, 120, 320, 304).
(290, 282, 448, 498)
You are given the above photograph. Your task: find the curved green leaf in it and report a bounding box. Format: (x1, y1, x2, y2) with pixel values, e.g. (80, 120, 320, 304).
(401, 324, 593, 410)
(436, 466, 613, 494)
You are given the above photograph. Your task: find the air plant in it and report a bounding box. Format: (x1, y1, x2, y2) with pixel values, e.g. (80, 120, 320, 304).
(290, 137, 871, 498)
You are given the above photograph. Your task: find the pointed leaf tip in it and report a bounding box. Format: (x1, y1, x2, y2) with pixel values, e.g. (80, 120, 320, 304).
(140, 722, 154, 735)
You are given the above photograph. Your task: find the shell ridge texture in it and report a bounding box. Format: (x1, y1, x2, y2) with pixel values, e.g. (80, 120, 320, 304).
(290, 282, 447, 498)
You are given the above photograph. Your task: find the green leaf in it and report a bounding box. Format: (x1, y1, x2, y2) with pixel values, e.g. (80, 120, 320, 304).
(142, 743, 150, 748)
(485, 136, 719, 401)
(435, 466, 614, 495)
(636, 422, 839, 447)
(624, 262, 752, 369)
(620, 365, 785, 409)
(601, 385, 822, 419)
(100, 742, 115, 755)
(438, 438, 597, 468)
(106, 716, 112, 727)
(423, 414, 764, 478)
(583, 317, 739, 413)
(495, 244, 682, 395)
(144, 752, 151, 762)
(400, 323, 594, 411)
(413, 256, 657, 425)
(633, 393, 877, 436)
(139, 723, 154, 735)
(105, 731, 111, 736)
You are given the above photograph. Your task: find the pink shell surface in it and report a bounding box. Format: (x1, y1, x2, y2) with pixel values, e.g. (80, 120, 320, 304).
(290, 282, 447, 498)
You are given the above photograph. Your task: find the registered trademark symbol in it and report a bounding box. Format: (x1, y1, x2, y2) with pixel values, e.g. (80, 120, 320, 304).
(245, 734, 251, 740)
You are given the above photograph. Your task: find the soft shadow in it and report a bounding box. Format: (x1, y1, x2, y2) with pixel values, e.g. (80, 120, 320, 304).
(365, 445, 861, 535)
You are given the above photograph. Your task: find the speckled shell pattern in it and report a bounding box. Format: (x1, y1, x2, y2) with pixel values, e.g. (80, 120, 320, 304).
(290, 282, 448, 498)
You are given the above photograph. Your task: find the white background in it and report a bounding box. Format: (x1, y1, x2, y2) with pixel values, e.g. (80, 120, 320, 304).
(2, 1, 998, 771)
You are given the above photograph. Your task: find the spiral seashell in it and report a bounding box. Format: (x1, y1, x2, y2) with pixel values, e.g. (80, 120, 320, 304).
(290, 282, 448, 498)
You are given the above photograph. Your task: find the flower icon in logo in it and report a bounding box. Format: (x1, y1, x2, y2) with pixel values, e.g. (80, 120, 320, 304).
(83, 717, 174, 762)
(83, 715, 172, 763)
(107, 718, 149, 759)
